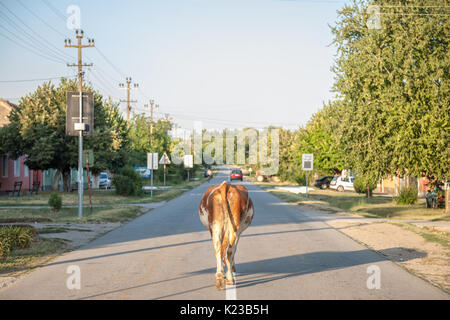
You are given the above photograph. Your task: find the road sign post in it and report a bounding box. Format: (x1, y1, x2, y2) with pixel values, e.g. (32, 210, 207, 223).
(147, 153, 158, 197)
(302, 153, 314, 198)
(159, 152, 171, 186)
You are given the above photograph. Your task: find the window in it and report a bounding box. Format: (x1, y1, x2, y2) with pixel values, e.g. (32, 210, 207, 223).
(14, 158, 20, 177)
(2, 154, 8, 178)
(24, 164, 29, 177)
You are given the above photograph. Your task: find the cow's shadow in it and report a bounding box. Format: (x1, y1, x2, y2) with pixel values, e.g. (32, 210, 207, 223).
(187, 248, 426, 289)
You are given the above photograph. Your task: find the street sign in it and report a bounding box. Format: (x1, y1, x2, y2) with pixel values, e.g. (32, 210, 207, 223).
(82, 149, 94, 167)
(66, 91, 94, 136)
(134, 166, 151, 178)
(159, 152, 171, 165)
(302, 153, 313, 171)
(147, 152, 159, 170)
(184, 155, 193, 168)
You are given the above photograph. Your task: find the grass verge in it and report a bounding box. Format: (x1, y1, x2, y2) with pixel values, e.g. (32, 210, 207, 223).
(265, 186, 449, 221)
(0, 175, 208, 207)
(0, 206, 142, 224)
(0, 237, 66, 275)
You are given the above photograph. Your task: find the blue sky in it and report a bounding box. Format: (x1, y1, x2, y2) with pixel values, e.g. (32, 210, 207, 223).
(0, 0, 349, 130)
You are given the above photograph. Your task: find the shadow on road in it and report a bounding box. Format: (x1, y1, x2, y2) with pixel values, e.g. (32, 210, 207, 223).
(187, 248, 424, 290)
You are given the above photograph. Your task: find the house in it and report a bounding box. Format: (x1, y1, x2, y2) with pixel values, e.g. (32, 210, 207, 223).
(375, 175, 431, 198)
(0, 98, 43, 194)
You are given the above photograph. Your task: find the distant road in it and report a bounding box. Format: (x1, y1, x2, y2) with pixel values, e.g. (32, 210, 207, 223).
(0, 166, 448, 299)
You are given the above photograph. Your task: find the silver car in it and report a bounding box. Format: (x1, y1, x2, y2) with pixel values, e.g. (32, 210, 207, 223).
(99, 172, 111, 189)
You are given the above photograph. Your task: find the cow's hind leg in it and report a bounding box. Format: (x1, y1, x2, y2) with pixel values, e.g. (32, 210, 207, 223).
(225, 246, 235, 285)
(213, 233, 225, 290)
(225, 233, 238, 285)
(230, 236, 240, 273)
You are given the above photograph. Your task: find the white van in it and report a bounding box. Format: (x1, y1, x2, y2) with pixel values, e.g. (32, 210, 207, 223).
(330, 176, 355, 192)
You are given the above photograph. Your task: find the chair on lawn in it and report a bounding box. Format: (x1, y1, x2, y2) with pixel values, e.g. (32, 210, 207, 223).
(29, 181, 40, 195)
(9, 181, 23, 197)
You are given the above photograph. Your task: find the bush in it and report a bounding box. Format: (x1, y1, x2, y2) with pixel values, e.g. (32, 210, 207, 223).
(354, 176, 378, 196)
(395, 186, 418, 205)
(113, 167, 144, 196)
(0, 239, 11, 259)
(0, 225, 34, 255)
(48, 192, 62, 211)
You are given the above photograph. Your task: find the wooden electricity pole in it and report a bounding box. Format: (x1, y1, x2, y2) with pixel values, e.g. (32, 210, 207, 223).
(64, 29, 94, 218)
(145, 100, 158, 148)
(65, 29, 94, 91)
(119, 77, 138, 124)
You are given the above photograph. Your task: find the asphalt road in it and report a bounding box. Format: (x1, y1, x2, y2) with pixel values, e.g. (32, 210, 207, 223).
(0, 167, 448, 299)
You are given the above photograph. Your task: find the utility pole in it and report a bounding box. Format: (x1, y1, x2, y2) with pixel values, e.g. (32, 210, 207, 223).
(65, 29, 94, 218)
(145, 100, 158, 148)
(119, 77, 138, 124)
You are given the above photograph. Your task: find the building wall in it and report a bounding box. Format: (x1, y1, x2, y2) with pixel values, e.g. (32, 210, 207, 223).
(0, 154, 42, 192)
(376, 175, 429, 197)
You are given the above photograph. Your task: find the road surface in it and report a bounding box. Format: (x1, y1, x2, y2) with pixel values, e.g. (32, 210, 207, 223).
(0, 167, 448, 299)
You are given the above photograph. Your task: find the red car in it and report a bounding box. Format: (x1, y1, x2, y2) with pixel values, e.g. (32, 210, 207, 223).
(230, 169, 243, 181)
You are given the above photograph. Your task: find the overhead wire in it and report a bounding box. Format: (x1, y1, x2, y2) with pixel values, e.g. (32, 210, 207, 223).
(0, 2, 74, 62)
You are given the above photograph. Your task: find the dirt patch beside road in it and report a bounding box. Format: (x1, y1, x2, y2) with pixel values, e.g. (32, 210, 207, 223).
(327, 219, 450, 293)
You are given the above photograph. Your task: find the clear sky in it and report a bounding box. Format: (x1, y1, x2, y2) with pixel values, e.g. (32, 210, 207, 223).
(0, 0, 350, 131)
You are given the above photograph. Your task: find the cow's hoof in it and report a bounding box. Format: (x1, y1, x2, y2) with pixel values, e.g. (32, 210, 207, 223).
(216, 277, 225, 290)
(226, 278, 235, 286)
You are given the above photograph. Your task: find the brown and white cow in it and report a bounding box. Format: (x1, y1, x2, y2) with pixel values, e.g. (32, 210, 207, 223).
(199, 181, 254, 290)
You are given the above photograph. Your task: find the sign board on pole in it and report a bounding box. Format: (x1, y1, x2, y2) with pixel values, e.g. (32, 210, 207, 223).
(147, 152, 159, 170)
(66, 91, 94, 136)
(302, 153, 313, 171)
(82, 149, 94, 167)
(134, 166, 151, 178)
(159, 152, 171, 165)
(183, 155, 193, 168)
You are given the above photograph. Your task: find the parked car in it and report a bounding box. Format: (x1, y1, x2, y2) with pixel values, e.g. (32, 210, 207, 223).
(314, 176, 334, 189)
(330, 176, 355, 192)
(230, 169, 243, 181)
(99, 172, 111, 189)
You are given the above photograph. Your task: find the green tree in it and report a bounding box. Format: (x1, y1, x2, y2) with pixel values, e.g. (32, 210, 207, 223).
(330, 0, 449, 189)
(1, 78, 129, 191)
(128, 113, 174, 166)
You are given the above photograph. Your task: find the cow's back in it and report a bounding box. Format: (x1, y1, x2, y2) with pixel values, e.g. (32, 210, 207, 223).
(198, 182, 253, 234)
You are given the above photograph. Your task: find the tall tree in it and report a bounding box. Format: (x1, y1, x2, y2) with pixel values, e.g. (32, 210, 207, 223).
(331, 0, 449, 185)
(127, 113, 174, 166)
(1, 78, 129, 190)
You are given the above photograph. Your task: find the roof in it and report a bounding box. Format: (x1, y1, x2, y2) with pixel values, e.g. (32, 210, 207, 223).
(0, 99, 17, 128)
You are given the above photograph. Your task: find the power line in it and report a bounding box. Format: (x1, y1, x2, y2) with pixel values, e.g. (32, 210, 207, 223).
(0, 2, 74, 62)
(41, 0, 66, 22)
(0, 30, 66, 64)
(16, 0, 70, 39)
(0, 75, 76, 83)
(95, 47, 127, 78)
(0, 17, 67, 63)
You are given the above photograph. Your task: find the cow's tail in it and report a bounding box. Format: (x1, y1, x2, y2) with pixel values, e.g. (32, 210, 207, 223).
(219, 181, 237, 265)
